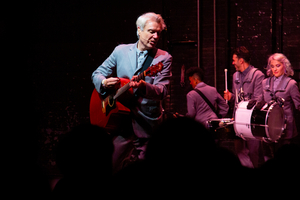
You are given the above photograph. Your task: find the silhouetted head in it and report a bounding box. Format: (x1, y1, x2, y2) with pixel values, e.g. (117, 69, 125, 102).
(56, 124, 114, 179)
(146, 117, 216, 172)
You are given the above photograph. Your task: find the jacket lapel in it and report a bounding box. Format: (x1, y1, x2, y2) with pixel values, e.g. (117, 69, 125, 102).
(128, 44, 137, 72)
(264, 77, 273, 91)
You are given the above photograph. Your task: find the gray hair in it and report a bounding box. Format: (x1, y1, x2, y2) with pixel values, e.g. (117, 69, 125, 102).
(266, 53, 294, 77)
(136, 12, 166, 38)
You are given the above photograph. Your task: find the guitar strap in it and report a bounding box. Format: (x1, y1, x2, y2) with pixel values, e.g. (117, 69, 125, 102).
(194, 88, 221, 118)
(131, 48, 158, 134)
(136, 48, 157, 78)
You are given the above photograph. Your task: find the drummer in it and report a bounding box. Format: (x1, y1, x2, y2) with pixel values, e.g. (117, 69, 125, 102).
(262, 53, 300, 149)
(224, 46, 265, 168)
(185, 67, 229, 128)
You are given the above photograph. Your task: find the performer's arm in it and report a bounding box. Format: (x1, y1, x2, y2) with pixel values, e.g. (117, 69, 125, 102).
(185, 92, 196, 119)
(252, 71, 265, 101)
(91, 48, 117, 94)
(144, 55, 172, 100)
(224, 81, 235, 103)
(216, 92, 229, 117)
(289, 80, 300, 111)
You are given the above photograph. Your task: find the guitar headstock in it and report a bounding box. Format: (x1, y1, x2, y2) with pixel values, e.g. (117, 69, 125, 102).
(145, 62, 163, 77)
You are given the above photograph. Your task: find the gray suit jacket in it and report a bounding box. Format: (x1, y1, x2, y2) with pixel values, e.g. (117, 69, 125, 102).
(91, 42, 172, 138)
(186, 82, 229, 127)
(262, 75, 300, 139)
(231, 66, 265, 104)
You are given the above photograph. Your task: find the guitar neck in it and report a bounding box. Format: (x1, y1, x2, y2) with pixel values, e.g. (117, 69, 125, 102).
(113, 72, 145, 100)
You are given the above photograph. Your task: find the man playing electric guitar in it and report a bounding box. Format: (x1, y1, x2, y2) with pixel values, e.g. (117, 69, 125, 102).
(91, 12, 172, 173)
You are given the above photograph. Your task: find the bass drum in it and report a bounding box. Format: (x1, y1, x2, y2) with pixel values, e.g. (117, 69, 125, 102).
(234, 100, 285, 142)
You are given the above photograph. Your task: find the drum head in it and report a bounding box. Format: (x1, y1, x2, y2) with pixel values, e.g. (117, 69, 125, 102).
(267, 104, 285, 142)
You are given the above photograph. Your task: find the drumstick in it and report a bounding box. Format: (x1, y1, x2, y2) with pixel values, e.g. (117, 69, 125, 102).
(224, 69, 228, 103)
(236, 89, 239, 104)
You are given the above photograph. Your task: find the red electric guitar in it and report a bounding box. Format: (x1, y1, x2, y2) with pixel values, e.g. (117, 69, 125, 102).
(90, 62, 163, 129)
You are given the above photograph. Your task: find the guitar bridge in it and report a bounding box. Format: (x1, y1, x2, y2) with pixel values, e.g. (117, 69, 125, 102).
(101, 96, 116, 116)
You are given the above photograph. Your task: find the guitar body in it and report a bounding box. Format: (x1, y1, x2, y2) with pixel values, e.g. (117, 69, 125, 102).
(90, 62, 163, 131)
(89, 78, 131, 129)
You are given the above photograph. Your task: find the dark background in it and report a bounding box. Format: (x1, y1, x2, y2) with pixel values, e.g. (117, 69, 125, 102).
(4, 0, 300, 177)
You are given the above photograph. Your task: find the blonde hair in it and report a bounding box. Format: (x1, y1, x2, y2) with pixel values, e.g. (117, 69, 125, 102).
(136, 12, 166, 38)
(266, 53, 294, 77)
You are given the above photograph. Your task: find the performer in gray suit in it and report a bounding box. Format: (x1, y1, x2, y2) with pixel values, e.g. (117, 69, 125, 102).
(262, 53, 300, 147)
(92, 12, 172, 172)
(224, 46, 265, 168)
(185, 67, 229, 128)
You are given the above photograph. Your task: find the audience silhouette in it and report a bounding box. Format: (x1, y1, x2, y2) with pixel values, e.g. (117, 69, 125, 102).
(13, 118, 299, 198)
(258, 143, 300, 197)
(113, 117, 246, 198)
(112, 117, 300, 198)
(52, 124, 114, 198)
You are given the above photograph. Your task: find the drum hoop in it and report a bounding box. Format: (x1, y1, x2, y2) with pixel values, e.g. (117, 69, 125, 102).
(264, 104, 272, 140)
(264, 102, 284, 142)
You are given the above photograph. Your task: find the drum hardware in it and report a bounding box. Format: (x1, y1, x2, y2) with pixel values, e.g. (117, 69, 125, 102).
(260, 102, 269, 110)
(276, 97, 285, 107)
(239, 87, 244, 101)
(207, 118, 234, 130)
(234, 122, 273, 128)
(207, 119, 278, 131)
(236, 89, 239, 104)
(271, 92, 285, 107)
(235, 88, 248, 104)
(207, 118, 236, 140)
(262, 137, 279, 143)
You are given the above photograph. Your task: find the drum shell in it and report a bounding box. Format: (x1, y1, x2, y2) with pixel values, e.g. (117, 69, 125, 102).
(234, 101, 254, 139)
(234, 101, 285, 142)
